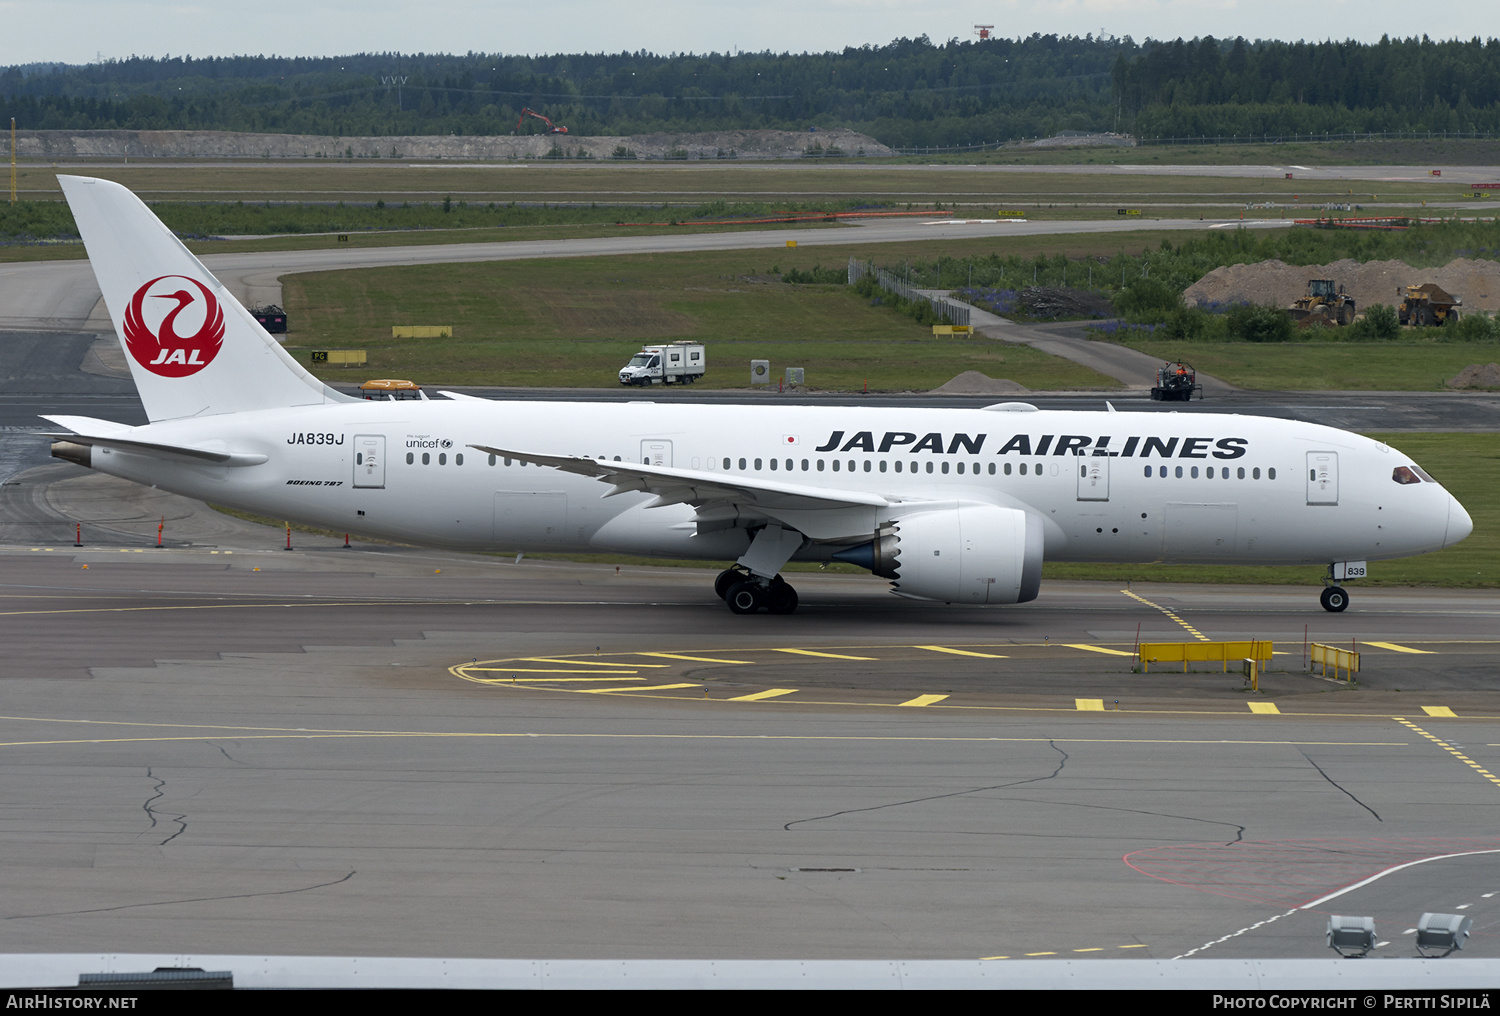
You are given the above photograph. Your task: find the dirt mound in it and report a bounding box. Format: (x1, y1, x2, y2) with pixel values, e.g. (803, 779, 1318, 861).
(930, 371, 1030, 395)
(1448, 363, 1500, 389)
(1183, 258, 1500, 313)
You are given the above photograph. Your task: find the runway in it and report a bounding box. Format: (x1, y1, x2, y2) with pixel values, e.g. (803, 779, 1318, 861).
(1, 539, 1498, 962)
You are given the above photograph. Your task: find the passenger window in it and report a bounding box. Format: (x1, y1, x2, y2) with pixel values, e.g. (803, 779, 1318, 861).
(817, 460, 825, 471)
(1269, 468, 1277, 480)
(941, 462, 949, 474)
(1190, 466, 1198, 478)
(801, 459, 809, 471)
(926, 462, 934, 474)
(1175, 466, 1183, 478)
(405, 452, 414, 464)
(863, 461, 871, 472)
(988, 463, 996, 475)
(895, 460, 903, 473)
(438, 453, 447, 465)
(488, 454, 496, 466)
(1253, 467, 1260, 479)
(1019, 463, 1026, 475)
(723, 458, 730, 469)
(957, 462, 965, 475)
(739, 458, 747, 470)
(422, 452, 430, 465)
(770, 458, 778, 470)
(786, 459, 793, 471)
(754, 458, 762, 470)
(1143, 466, 1151, 478)
(832, 460, 840, 472)
(1005, 463, 1012, 475)
(879, 461, 887, 472)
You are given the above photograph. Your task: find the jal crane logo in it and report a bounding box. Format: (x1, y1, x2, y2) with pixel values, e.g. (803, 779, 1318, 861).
(122, 275, 226, 377)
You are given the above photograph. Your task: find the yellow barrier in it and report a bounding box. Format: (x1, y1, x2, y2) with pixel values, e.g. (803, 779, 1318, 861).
(1311, 643, 1360, 681)
(1139, 641, 1273, 673)
(391, 326, 453, 338)
(309, 349, 367, 367)
(931, 325, 973, 336)
(785, 240, 798, 248)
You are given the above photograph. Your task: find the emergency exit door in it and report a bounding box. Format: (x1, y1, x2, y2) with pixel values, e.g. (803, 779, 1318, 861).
(641, 439, 673, 467)
(353, 434, 385, 488)
(1307, 451, 1338, 505)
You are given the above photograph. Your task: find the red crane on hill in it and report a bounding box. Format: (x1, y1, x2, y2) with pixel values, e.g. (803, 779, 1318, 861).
(515, 108, 568, 134)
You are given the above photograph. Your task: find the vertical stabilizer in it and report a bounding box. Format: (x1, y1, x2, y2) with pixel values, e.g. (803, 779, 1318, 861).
(59, 175, 353, 422)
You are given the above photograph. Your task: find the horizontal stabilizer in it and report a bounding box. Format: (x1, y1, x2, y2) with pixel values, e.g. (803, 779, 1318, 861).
(40, 415, 267, 466)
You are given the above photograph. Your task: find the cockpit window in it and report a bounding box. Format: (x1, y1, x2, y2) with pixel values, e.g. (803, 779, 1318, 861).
(1412, 465, 1437, 483)
(1392, 466, 1421, 485)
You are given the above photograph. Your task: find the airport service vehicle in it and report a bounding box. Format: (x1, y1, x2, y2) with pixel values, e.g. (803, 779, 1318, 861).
(619, 343, 705, 386)
(1149, 360, 1200, 402)
(41, 177, 1472, 615)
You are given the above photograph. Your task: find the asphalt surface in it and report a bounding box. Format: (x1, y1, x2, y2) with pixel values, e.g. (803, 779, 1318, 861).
(2, 542, 1498, 961)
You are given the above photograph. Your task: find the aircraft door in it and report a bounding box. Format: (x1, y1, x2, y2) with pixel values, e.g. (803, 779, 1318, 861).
(1307, 451, 1339, 505)
(1076, 454, 1109, 501)
(641, 439, 673, 467)
(353, 434, 385, 488)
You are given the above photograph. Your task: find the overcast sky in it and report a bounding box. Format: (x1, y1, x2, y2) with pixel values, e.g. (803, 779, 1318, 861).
(3, 0, 1497, 67)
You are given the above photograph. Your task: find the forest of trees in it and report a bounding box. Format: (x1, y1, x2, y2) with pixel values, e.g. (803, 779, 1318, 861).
(2, 34, 1497, 147)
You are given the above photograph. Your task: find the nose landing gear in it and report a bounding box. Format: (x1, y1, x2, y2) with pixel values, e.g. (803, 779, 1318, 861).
(1319, 585, 1349, 613)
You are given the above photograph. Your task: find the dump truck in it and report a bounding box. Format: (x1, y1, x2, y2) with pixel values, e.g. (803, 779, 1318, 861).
(618, 343, 706, 385)
(1289, 279, 1356, 326)
(1398, 283, 1463, 327)
(1150, 360, 1201, 402)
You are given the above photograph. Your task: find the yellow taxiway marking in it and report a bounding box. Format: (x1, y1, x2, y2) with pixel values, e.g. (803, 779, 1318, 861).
(771, 648, 878, 661)
(468, 668, 642, 675)
(729, 688, 799, 702)
(578, 683, 700, 694)
(915, 645, 1007, 659)
(1365, 642, 1435, 654)
(470, 676, 645, 683)
(1025, 952, 1057, 957)
(520, 658, 669, 668)
(897, 695, 949, 707)
(1066, 644, 1135, 657)
(638, 652, 755, 665)
(1396, 718, 1500, 789)
(1248, 702, 1281, 715)
(1121, 589, 1209, 641)
(1076, 699, 1105, 711)
(1423, 706, 1458, 718)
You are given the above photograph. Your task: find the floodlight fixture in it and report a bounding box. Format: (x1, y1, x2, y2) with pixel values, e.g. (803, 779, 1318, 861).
(1416, 912, 1472, 957)
(1327, 915, 1376, 957)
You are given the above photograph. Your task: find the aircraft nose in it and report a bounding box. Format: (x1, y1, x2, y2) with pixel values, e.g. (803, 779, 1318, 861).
(1446, 494, 1474, 548)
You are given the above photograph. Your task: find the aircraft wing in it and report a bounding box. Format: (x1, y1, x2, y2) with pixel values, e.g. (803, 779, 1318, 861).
(470, 444, 890, 539)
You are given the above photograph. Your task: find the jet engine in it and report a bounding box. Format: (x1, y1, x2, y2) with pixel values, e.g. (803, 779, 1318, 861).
(834, 504, 1043, 604)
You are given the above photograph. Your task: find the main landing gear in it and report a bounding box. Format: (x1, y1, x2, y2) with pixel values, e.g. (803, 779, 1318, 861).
(1320, 585, 1349, 613)
(715, 567, 799, 615)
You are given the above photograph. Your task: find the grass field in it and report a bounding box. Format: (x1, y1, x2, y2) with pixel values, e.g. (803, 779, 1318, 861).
(9, 158, 1461, 209)
(283, 247, 1120, 390)
(1118, 339, 1500, 391)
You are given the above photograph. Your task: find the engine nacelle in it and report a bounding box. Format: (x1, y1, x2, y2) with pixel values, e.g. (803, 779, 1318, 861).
(880, 504, 1043, 604)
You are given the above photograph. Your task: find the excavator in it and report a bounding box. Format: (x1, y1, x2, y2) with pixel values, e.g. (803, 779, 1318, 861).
(515, 108, 568, 134)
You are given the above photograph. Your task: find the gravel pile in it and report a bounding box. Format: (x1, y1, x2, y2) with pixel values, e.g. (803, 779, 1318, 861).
(1018, 286, 1116, 319)
(1183, 258, 1500, 313)
(1448, 363, 1500, 389)
(930, 371, 1031, 395)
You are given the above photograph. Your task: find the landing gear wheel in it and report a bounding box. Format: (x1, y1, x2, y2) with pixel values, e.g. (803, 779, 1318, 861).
(1320, 586, 1349, 613)
(766, 580, 799, 615)
(714, 568, 746, 601)
(725, 581, 765, 615)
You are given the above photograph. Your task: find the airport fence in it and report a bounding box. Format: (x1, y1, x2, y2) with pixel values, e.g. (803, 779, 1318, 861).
(848, 258, 971, 328)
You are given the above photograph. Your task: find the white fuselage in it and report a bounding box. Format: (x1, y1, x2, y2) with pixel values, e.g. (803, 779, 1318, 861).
(84, 399, 1469, 569)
